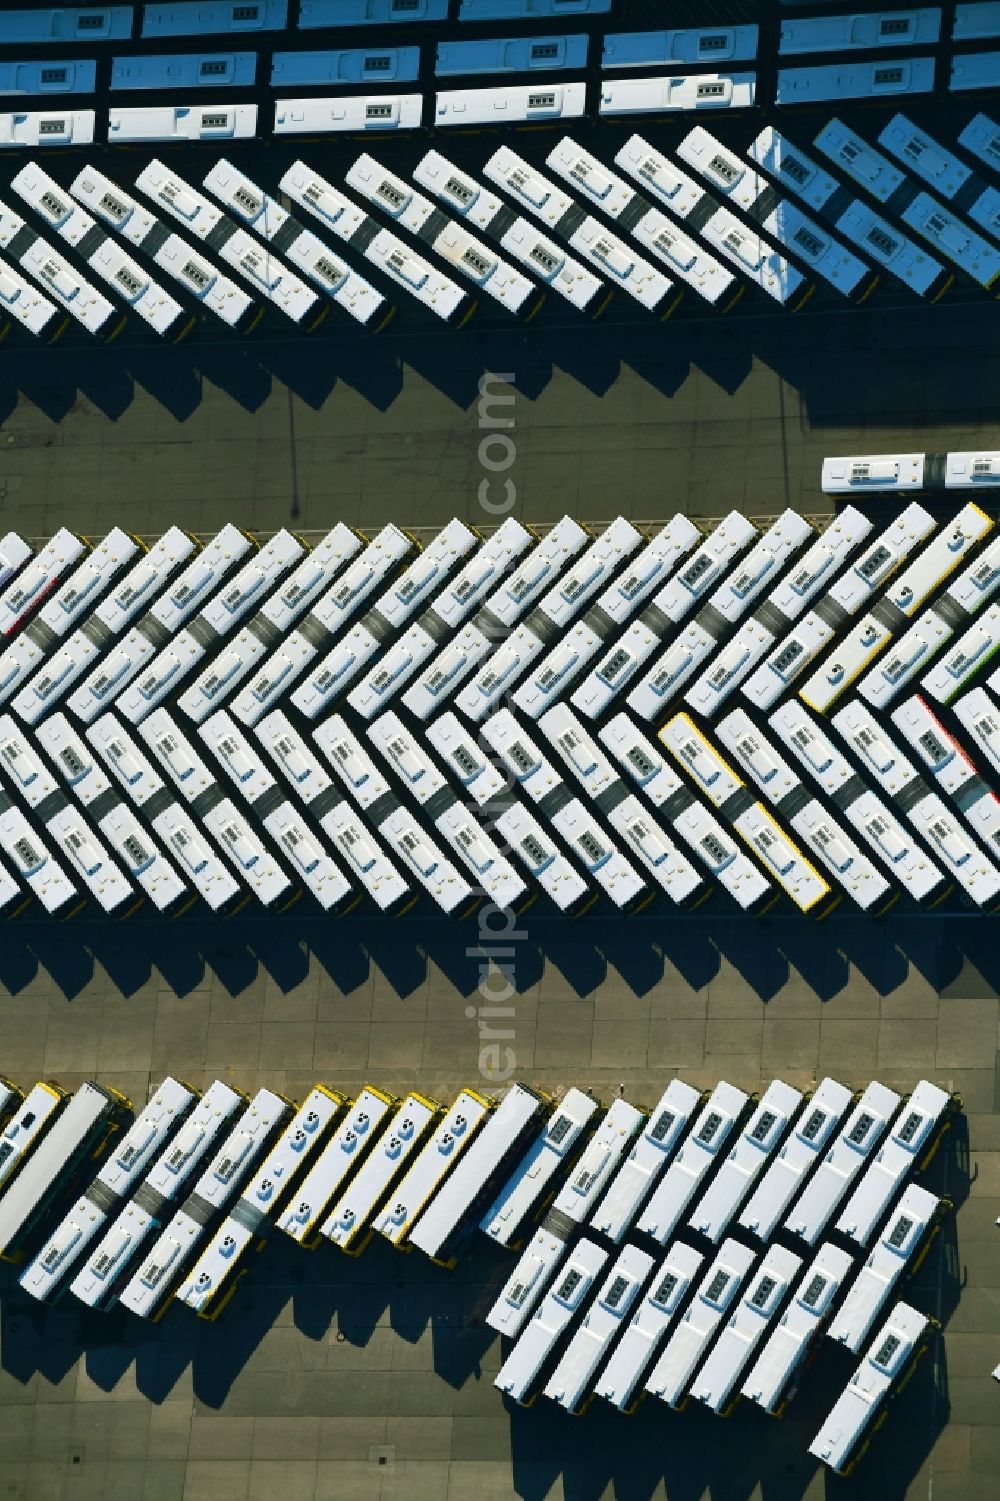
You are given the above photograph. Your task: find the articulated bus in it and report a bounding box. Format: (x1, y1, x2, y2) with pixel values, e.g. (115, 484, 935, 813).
(740, 1079, 855, 1243)
(688, 1082, 805, 1244)
(835, 1079, 957, 1249)
(321, 1092, 440, 1255)
(742, 1242, 855, 1414)
(0, 1082, 131, 1262)
(692, 1244, 803, 1415)
(276, 1087, 397, 1248)
(953, 684, 1000, 782)
(594, 1242, 704, 1411)
(716, 709, 893, 912)
(495, 1238, 609, 1405)
(921, 603, 1000, 704)
(425, 713, 506, 807)
(811, 1302, 938, 1474)
(814, 116, 905, 201)
(827, 1186, 948, 1354)
(592, 1081, 703, 1245)
(118, 1088, 291, 1319)
(544, 1244, 656, 1413)
(494, 801, 594, 914)
(375, 1089, 494, 1248)
(176, 1087, 348, 1318)
(0, 1082, 67, 1197)
(878, 114, 972, 199)
(0, 529, 88, 640)
(832, 699, 1000, 907)
(645, 1239, 758, 1409)
(0, 252, 64, 339)
(134, 160, 321, 327)
(958, 111, 1000, 173)
(20, 1078, 197, 1302)
(0, 200, 122, 337)
(638, 1083, 752, 1246)
(0, 797, 79, 915)
(202, 158, 387, 327)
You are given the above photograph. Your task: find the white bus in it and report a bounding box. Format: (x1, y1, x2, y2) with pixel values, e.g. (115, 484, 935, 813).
(494, 1238, 609, 1404)
(0, 1082, 67, 1196)
(950, 50, 1000, 90)
(409, 1084, 550, 1265)
(835, 1080, 956, 1248)
(344, 153, 537, 316)
(681, 510, 874, 719)
(770, 701, 950, 905)
(20, 1077, 197, 1302)
(202, 158, 387, 326)
(551, 798, 650, 912)
(487, 1227, 570, 1338)
(692, 1244, 803, 1415)
(321, 1092, 440, 1255)
(177, 1087, 349, 1317)
(0, 1081, 131, 1261)
(958, 111, 1000, 173)
(480, 1088, 597, 1247)
(591, 1080, 702, 1244)
(141, 1, 286, 36)
(134, 161, 320, 326)
(892, 692, 1000, 853)
(300, 0, 446, 22)
(832, 698, 1000, 907)
(742, 1243, 855, 1414)
(600, 73, 756, 118)
(835, 197, 948, 298)
(0, 200, 121, 336)
(435, 82, 585, 130)
(827, 1187, 947, 1355)
(645, 1239, 758, 1409)
(85, 525, 196, 639)
(783, 1082, 902, 1246)
(902, 190, 1000, 289)
(0, 8, 133, 44)
(151, 801, 244, 912)
(71, 1081, 245, 1307)
(800, 505, 992, 713)
(811, 1302, 937, 1474)
(777, 57, 935, 106)
(374, 1089, 493, 1248)
(46, 804, 139, 916)
(274, 93, 421, 135)
(109, 103, 257, 142)
(739, 1078, 854, 1242)
(179, 525, 364, 721)
(603, 27, 758, 69)
(779, 9, 941, 54)
(272, 47, 420, 87)
(921, 604, 1000, 703)
(748, 125, 840, 212)
(112, 51, 255, 89)
(424, 714, 506, 807)
(814, 118, 905, 201)
(0, 1081, 22, 1125)
(544, 1244, 656, 1413)
(118, 1087, 290, 1319)
(542, 1099, 645, 1233)
(606, 794, 708, 908)
(594, 1243, 704, 1411)
(954, 2, 1000, 38)
(0, 255, 64, 340)
(953, 686, 1000, 784)
(0, 109, 95, 147)
(0, 798, 80, 916)
(638, 1082, 750, 1245)
(688, 1082, 805, 1243)
(494, 801, 594, 914)
(878, 114, 972, 199)
(437, 34, 587, 76)
(276, 1088, 396, 1248)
